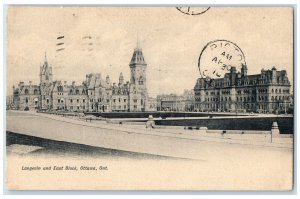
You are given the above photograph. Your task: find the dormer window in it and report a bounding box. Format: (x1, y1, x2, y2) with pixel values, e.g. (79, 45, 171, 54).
(57, 86, 63, 92)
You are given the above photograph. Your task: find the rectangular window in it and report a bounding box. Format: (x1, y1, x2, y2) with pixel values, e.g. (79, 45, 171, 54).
(83, 106, 85, 110)
(83, 99, 85, 103)
(70, 99, 73, 103)
(77, 99, 79, 103)
(124, 99, 126, 102)
(113, 99, 116, 103)
(119, 98, 121, 102)
(77, 106, 79, 110)
(107, 99, 109, 103)
(58, 99, 60, 103)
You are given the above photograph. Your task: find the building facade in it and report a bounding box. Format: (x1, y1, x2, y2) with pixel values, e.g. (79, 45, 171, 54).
(157, 89, 195, 112)
(194, 65, 292, 113)
(12, 46, 149, 112)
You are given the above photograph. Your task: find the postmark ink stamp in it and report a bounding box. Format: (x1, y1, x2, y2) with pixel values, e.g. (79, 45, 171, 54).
(176, 7, 210, 16)
(198, 40, 247, 80)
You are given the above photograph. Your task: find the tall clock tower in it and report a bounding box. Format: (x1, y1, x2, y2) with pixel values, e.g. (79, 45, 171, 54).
(129, 46, 148, 112)
(39, 53, 53, 110)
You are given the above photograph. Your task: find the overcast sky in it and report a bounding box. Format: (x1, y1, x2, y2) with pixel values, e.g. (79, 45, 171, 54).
(6, 7, 293, 97)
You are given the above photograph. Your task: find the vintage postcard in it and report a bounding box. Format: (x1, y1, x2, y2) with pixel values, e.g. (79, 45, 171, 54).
(5, 6, 294, 190)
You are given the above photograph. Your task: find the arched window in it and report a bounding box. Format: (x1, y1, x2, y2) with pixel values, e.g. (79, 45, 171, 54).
(82, 90, 86, 95)
(69, 89, 73, 94)
(24, 89, 29, 95)
(138, 76, 144, 85)
(76, 89, 79, 95)
(34, 89, 38, 95)
(272, 96, 274, 101)
(275, 89, 278, 93)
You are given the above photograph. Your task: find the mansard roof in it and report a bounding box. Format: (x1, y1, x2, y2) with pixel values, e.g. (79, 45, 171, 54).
(195, 67, 290, 90)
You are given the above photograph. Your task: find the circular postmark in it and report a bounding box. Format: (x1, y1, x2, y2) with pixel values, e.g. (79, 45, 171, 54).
(198, 40, 246, 80)
(176, 7, 210, 16)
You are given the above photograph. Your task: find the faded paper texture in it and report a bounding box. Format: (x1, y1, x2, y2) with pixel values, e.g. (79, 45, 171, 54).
(6, 6, 294, 190)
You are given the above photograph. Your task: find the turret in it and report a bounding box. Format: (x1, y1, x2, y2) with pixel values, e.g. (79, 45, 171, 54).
(119, 73, 124, 85)
(40, 52, 53, 83)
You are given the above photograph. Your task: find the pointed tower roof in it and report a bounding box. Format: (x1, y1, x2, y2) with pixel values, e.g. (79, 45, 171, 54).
(119, 72, 124, 79)
(40, 52, 51, 74)
(44, 52, 48, 64)
(130, 33, 146, 66)
(129, 48, 147, 66)
(119, 72, 124, 85)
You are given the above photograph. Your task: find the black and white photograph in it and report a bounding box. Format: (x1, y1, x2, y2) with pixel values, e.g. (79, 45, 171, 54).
(4, 6, 294, 191)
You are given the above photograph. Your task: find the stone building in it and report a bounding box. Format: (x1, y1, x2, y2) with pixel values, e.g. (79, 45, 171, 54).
(147, 97, 158, 111)
(157, 89, 195, 112)
(194, 65, 292, 113)
(12, 45, 149, 112)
